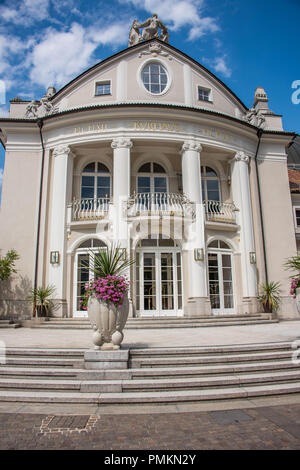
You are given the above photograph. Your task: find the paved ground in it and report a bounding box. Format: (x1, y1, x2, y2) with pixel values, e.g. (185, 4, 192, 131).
(0, 403, 300, 450)
(1, 320, 300, 349)
(1, 321, 300, 450)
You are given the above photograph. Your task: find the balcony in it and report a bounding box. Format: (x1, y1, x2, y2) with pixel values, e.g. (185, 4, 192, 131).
(71, 197, 110, 221)
(127, 192, 195, 219)
(204, 200, 237, 225)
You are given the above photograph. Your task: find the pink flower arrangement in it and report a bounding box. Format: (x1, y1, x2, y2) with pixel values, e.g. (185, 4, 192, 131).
(80, 275, 129, 310)
(290, 279, 300, 298)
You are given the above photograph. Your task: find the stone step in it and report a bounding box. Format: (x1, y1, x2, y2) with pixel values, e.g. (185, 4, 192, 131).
(129, 342, 292, 357)
(130, 349, 294, 368)
(3, 357, 85, 368)
(0, 370, 299, 393)
(0, 321, 22, 328)
(27, 314, 275, 330)
(98, 382, 300, 404)
(0, 390, 100, 403)
(0, 381, 300, 404)
(5, 348, 85, 358)
(28, 319, 278, 329)
(34, 315, 273, 323)
(0, 358, 299, 381)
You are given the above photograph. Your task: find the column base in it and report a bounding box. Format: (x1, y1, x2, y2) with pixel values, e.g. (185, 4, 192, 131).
(185, 297, 211, 317)
(84, 350, 129, 370)
(50, 299, 68, 318)
(241, 297, 259, 315)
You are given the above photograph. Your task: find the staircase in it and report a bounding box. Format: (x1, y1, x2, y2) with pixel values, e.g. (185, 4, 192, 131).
(0, 320, 22, 329)
(28, 313, 277, 329)
(0, 342, 299, 405)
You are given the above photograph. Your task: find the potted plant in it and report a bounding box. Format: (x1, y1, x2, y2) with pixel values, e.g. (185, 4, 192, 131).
(258, 281, 281, 315)
(27, 285, 55, 317)
(81, 245, 134, 350)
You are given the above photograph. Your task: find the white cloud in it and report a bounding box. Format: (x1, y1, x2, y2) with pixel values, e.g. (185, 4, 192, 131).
(0, 0, 50, 26)
(202, 55, 232, 78)
(120, 0, 219, 39)
(29, 24, 97, 88)
(29, 21, 129, 88)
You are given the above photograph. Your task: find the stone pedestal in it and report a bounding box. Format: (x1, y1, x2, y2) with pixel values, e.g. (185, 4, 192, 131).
(84, 349, 129, 370)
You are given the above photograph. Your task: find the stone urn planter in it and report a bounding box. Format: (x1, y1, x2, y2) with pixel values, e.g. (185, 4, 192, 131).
(88, 295, 129, 350)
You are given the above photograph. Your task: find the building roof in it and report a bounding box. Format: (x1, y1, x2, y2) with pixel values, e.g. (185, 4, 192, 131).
(288, 168, 300, 193)
(288, 135, 300, 168)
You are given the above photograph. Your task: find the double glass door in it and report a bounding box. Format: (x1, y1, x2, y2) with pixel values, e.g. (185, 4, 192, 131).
(208, 251, 234, 314)
(136, 250, 182, 316)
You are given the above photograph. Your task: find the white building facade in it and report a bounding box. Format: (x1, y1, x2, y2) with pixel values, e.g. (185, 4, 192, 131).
(0, 36, 298, 320)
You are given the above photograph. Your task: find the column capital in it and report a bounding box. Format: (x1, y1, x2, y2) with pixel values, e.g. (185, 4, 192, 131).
(181, 140, 202, 154)
(53, 145, 71, 158)
(111, 137, 133, 149)
(231, 151, 249, 164)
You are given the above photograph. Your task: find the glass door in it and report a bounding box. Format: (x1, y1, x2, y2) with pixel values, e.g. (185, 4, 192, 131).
(142, 252, 157, 312)
(138, 250, 182, 316)
(208, 251, 234, 314)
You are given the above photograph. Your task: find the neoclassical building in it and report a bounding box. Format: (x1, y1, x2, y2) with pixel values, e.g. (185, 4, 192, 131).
(0, 20, 298, 320)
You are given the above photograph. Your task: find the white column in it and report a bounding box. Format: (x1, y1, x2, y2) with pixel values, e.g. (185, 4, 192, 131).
(111, 137, 132, 246)
(48, 145, 74, 316)
(181, 140, 210, 316)
(230, 151, 257, 310)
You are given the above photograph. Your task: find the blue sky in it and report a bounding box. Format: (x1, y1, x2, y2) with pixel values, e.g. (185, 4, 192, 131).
(0, 0, 300, 201)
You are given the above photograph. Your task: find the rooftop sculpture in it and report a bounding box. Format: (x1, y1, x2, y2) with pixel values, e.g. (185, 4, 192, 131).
(25, 86, 58, 118)
(128, 13, 169, 47)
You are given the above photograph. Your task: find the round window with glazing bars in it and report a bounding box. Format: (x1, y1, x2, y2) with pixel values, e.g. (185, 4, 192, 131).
(141, 63, 168, 94)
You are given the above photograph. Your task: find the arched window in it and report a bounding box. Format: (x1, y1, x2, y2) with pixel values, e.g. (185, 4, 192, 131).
(201, 166, 220, 202)
(81, 162, 111, 200)
(137, 162, 167, 194)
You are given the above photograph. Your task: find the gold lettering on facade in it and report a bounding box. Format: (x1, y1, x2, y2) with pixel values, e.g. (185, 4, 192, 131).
(73, 122, 108, 134)
(132, 120, 181, 132)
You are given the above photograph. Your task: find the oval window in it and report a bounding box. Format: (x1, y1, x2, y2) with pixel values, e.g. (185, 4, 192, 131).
(141, 62, 168, 94)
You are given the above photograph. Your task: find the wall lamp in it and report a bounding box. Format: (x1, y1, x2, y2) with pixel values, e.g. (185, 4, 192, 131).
(249, 252, 256, 264)
(194, 248, 204, 261)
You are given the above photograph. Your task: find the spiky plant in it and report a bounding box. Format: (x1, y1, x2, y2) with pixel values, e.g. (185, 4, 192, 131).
(258, 281, 281, 313)
(284, 256, 300, 278)
(83, 244, 135, 279)
(27, 285, 56, 316)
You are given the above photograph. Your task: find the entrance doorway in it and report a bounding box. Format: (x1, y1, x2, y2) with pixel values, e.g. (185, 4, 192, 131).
(73, 238, 107, 317)
(136, 236, 183, 317)
(207, 240, 235, 314)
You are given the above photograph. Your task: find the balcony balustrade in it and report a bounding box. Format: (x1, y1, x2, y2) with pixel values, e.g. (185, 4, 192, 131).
(72, 197, 110, 221)
(204, 200, 237, 224)
(69, 196, 237, 225)
(126, 192, 195, 218)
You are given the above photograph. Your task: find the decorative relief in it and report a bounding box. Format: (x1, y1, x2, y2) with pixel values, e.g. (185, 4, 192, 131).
(138, 42, 172, 60)
(111, 137, 133, 149)
(181, 141, 202, 153)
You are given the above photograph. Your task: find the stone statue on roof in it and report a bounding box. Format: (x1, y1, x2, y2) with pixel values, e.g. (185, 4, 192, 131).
(25, 86, 58, 118)
(128, 13, 169, 46)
